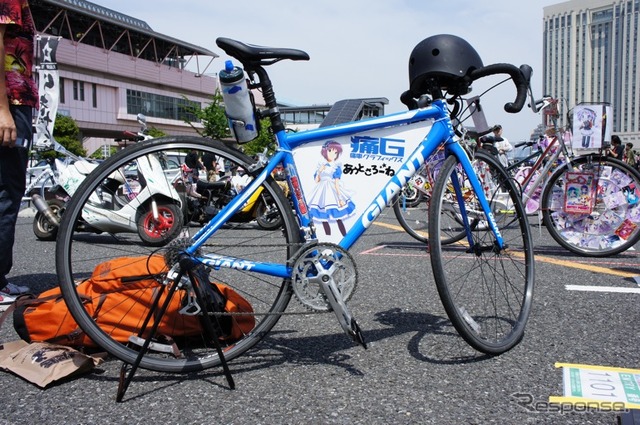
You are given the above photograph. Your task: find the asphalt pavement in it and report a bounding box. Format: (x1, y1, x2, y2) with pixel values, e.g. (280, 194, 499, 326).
(1, 211, 639, 424)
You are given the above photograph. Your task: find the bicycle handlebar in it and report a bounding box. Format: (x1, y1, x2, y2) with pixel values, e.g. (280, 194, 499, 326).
(468, 63, 532, 113)
(514, 140, 535, 148)
(528, 95, 555, 114)
(400, 63, 532, 113)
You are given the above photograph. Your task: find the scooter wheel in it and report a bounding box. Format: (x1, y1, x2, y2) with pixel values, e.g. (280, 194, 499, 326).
(255, 198, 283, 230)
(136, 202, 182, 247)
(33, 198, 65, 241)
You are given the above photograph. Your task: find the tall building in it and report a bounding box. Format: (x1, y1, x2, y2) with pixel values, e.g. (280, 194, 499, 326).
(543, 0, 640, 145)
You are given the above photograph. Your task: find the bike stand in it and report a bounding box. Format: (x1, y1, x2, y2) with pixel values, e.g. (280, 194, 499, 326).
(116, 263, 235, 402)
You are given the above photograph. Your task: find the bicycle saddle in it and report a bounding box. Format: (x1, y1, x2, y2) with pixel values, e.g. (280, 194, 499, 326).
(196, 179, 229, 194)
(216, 37, 310, 65)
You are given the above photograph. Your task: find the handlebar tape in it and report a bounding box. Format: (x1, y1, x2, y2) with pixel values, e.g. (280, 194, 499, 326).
(400, 90, 418, 110)
(468, 63, 531, 113)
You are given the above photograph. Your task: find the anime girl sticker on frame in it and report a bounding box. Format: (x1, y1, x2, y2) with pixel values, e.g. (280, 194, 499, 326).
(307, 140, 356, 237)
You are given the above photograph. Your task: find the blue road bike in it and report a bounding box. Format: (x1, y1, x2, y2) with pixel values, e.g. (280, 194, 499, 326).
(55, 35, 535, 381)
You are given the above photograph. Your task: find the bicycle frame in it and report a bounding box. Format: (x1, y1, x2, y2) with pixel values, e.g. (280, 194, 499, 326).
(517, 135, 567, 206)
(186, 98, 505, 278)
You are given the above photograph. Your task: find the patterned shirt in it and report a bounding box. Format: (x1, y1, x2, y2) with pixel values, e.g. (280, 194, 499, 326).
(0, 0, 38, 107)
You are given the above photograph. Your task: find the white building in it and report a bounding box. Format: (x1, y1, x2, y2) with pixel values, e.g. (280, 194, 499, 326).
(543, 0, 640, 145)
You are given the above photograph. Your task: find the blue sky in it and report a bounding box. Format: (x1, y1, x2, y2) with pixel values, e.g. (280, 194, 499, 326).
(104, 0, 562, 142)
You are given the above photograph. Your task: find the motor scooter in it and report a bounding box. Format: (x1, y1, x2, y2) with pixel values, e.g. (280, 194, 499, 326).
(32, 114, 184, 246)
(176, 164, 284, 230)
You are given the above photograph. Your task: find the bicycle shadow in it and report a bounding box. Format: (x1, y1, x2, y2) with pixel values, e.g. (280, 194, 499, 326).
(80, 308, 491, 402)
(219, 307, 490, 374)
(534, 243, 640, 264)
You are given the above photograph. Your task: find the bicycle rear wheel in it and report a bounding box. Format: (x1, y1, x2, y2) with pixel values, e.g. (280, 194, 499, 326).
(55, 136, 302, 373)
(541, 155, 640, 256)
(429, 152, 534, 355)
(393, 152, 472, 245)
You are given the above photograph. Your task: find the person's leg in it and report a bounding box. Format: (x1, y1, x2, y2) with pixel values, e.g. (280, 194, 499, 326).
(322, 221, 331, 235)
(0, 106, 30, 290)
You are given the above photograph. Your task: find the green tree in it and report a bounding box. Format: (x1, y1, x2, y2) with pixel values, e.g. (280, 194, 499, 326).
(90, 145, 118, 159)
(241, 117, 275, 157)
(184, 92, 276, 158)
(184, 90, 230, 139)
(147, 127, 166, 138)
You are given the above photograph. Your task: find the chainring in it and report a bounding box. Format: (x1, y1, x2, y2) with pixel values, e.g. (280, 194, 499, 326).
(290, 243, 358, 311)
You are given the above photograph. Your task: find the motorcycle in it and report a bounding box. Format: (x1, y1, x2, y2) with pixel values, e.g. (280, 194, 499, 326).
(175, 164, 284, 230)
(32, 114, 184, 246)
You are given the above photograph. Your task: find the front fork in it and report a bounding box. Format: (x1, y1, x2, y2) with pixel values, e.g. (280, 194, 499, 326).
(446, 142, 506, 251)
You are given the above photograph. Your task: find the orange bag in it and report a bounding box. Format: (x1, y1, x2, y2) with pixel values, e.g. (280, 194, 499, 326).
(13, 256, 255, 348)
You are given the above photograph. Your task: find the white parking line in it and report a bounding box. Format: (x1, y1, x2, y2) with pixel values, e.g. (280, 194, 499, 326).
(565, 285, 640, 294)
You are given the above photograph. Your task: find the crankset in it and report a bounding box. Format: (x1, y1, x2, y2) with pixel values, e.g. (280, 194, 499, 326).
(291, 243, 366, 348)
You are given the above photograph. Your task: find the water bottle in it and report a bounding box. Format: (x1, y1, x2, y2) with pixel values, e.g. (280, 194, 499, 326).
(219, 60, 258, 143)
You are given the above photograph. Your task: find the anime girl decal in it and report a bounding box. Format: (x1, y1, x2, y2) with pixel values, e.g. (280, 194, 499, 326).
(575, 107, 597, 148)
(307, 140, 356, 237)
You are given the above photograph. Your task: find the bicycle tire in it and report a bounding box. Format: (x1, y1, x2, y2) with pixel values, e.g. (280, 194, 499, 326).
(541, 154, 640, 257)
(392, 187, 475, 245)
(392, 187, 429, 244)
(55, 136, 302, 373)
(429, 152, 535, 355)
(392, 152, 472, 245)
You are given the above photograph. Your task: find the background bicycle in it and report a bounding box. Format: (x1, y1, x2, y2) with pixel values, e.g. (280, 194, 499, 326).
(510, 97, 640, 256)
(396, 94, 640, 257)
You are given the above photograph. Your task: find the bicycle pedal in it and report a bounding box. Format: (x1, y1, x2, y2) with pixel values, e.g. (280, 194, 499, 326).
(349, 318, 367, 349)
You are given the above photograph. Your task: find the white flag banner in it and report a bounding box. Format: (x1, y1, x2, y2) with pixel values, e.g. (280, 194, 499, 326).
(34, 36, 61, 150)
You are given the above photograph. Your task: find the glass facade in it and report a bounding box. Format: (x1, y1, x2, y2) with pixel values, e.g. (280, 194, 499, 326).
(126, 89, 200, 122)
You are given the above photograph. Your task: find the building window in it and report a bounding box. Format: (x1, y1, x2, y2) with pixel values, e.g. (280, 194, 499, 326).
(73, 80, 85, 101)
(92, 83, 97, 108)
(59, 77, 65, 104)
(126, 89, 199, 122)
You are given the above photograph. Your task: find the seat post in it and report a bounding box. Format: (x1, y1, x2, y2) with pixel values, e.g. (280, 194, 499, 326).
(251, 66, 285, 134)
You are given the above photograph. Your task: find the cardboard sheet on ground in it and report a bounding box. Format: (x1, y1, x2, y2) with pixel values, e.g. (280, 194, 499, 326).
(550, 362, 640, 409)
(0, 340, 104, 388)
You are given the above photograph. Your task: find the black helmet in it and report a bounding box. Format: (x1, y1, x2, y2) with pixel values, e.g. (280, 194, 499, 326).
(408, 34, 483, 96)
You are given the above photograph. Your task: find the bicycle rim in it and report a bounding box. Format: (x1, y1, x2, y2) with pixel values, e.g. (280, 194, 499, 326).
(55, 136, 302, 373)
(393, 190, 429, 244)
(429, 153, 535, 354)
(542, 155, 640, 257)
(393, 151, 470, 245)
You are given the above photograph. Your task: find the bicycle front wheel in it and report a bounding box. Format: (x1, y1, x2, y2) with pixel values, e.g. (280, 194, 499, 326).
(55, 136, 302, 373)
(429, 152, 535, 355)
(393, 185, 429, 244)
(541, 155, 640, 256)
